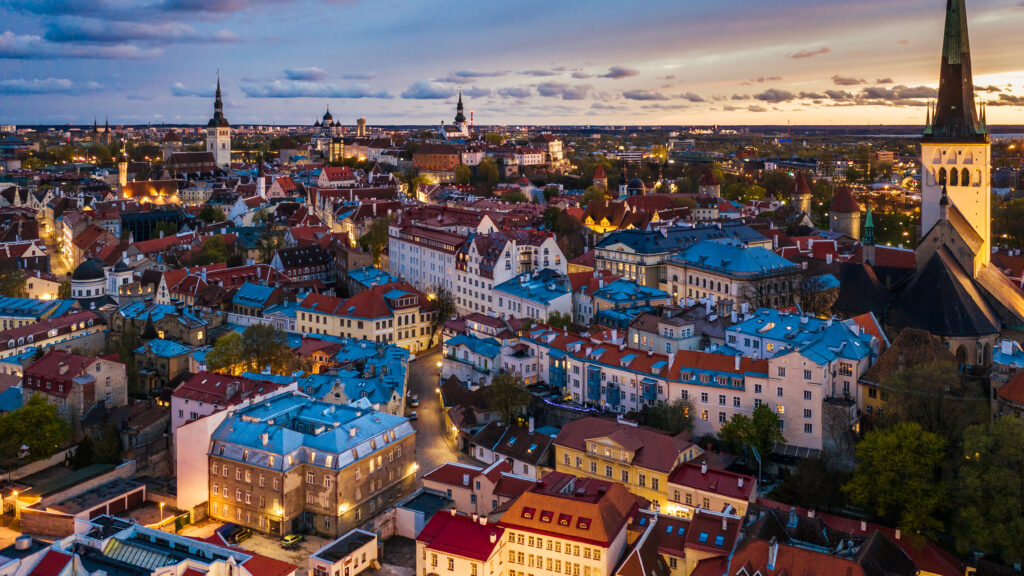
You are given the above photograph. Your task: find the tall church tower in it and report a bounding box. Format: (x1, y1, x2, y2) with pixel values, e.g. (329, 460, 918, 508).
(921, 0, 990, 265)
(206, 73, 232, 170)
(454, 91, 469, 138)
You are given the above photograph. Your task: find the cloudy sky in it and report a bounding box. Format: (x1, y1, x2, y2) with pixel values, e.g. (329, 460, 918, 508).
(2, 0, 1024, 126)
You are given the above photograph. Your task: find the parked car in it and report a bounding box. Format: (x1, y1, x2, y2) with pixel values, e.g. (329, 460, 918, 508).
(409, 394, 420, 407)
(409, 410, 418, 420)
(281, 533, 304, 550)
(217, 523, 251, 544)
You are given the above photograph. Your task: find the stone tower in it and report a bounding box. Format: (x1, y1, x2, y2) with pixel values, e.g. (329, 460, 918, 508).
(206, 72, 232, 169)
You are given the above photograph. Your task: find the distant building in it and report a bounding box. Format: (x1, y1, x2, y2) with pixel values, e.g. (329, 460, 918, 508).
(206, 73, 231, 169)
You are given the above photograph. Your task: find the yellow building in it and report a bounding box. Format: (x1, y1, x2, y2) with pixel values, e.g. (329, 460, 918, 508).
(552, 417, 701, 512)
(665, 461, 755, 518)
(296, 281, 436, 353)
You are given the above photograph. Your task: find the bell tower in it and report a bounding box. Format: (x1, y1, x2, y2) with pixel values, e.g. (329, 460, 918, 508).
(206, 72, 232, 170)
(920, 0, 990, 265)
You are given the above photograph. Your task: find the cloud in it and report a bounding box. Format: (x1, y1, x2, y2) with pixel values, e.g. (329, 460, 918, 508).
(600, 66, 639, 79)
(572, 71, 593, 79)
(975, 84, 1002, 93)
(0, 77, 99, 94)
(787, 46, 830, 59)
(622, 90, 667, 101)
(341, 72, 375, 80)
(44, 18, 235, 45)
(537, 82, 591, 100)
(400, 80, 455, 99)
(520, 69, 560, 77)
(831, 75, 866, 86)
(679, 92, 705, 103)
(454, 70, 507, 78)
(498, 86, 532, 98)
(170, 82, 214, 97)
(590, 103, 628, 111)
(753, 88, 795, 103)
(0, 31, 161, 59)
(731, 94, 748, 101)
(747, 105, 768, 112)
(126, 93, 153, 101)
(824, 89, 854, 100)
(876, 78, 894, 84)
(283, 67, 327, 82)
(988, 94, 1024, 106)
(462, 86, 491, 98)
(243, 80, 391, 98)
(799, 91, 826, 99)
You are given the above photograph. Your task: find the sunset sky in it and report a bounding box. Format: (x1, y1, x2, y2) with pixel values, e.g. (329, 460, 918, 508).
(2, 0, 1024, 126)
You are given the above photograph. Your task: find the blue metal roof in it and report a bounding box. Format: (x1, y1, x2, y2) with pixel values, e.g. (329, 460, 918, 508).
(593, 279, 670, 305)
(446, 334, 501, 359)
(232, 282, 277, 308)
(348, 266, 398, 289)
(0, 387, 21, 413)
(136, 338, 193, 358)
(671, 238, 798, 276)
(595, 222, 766, 254)
(494, 269, 569, 306)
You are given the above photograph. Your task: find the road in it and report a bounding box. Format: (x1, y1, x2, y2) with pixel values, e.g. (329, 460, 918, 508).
(407, 347, 474, 480)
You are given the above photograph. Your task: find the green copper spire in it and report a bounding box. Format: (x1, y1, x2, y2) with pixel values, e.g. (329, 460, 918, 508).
(924, 0, 988, 143)
(863, 205, 875, 246)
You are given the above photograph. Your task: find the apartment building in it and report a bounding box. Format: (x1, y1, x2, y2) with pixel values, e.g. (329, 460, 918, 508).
(417, 510, 506, 576)
(664, 239, 803, 307)
(389, 206, 498, 293)
(422, 460, 537, 516)
(553, 417, 701, 511)
(207, 392, 417, 537)
(455, 231, 565, 316)
(665, 461, 756, 518)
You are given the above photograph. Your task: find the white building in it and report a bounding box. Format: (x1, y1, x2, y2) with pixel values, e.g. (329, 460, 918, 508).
(206, 74, 231, 170)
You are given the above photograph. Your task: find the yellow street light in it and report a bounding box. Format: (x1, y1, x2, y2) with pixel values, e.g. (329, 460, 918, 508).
(159, 502, 165, 521)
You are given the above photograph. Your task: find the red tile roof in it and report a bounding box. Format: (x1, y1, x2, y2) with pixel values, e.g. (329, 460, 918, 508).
(555, 417, 696, 474)
(830, 185, 860, 213)
(999, 370, 1024, 405)
(172, 371, 285, 405)
(668, 462, 754, 502)
(24, 350, 98, 398)
(668, 350, 769, 379)
(422, 462, 484, 486)
(418, 511, 504, 562)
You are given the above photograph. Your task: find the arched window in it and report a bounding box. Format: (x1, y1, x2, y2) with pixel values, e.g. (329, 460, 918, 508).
(975, 169, 982, 187)
(950, 168, 959, 186)
(961, 168, 970, 186)
(938, 167, 947, 185)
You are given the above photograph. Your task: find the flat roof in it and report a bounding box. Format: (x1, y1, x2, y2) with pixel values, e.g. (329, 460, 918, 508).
(399, 491, 452, 516)
(23, 464, 117, 498)
(49, 478, 145, 514)
(313, 530, 376, 563)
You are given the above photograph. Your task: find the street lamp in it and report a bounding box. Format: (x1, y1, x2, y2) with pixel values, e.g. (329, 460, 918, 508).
(159, 502, 165, 521)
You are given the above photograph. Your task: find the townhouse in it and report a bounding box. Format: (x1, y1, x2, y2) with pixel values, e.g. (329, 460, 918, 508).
(493, 269, 571, 322)
(421, 460, 537, 516)
(553, 417, 701, 512)
(296, 282, 436, 352)
(665, 461, 756, 518)
(454, 231, 565, 316)
(470, 422, 554, 478)
(22, 349, 127, 432)
(417, 510, 506, 576)
(443, 334, 502, 387)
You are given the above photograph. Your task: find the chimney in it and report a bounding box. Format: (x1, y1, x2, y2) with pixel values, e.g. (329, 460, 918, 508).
(480, 516, 487, 526)
(450, 507, 457, 516)
(472, 513, 479, 522)
(59, 362, 68, 375)
(1001, 340, 1013, 356)
(895, 528, 901, 541)
(700, 461, 708, 475)
(528, 416, 535, 434)
(860, 520, 867, 532)
(737, 477, 744, 488)
(734, 355, 740, 371)
(261, 433, 269, 446)
(730, 310, 737, 323)
(722, 517, 728, 531)
(787, 507, 798, 528)
(349, 427, 357, 438)
(807, 509, 816, 519)
(767, 537, 778, 571)
(741, 302, 749, 315)
(489, 532, 496, 544)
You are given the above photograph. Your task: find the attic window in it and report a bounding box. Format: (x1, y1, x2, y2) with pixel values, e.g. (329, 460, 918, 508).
(539, 511, 553, 523)
(522, 507, 535, 520)
(715, 535, 725, 546)
(698, 532, 708, 543)
(558, 514, 572, 526)
(577, 518, 591, 530)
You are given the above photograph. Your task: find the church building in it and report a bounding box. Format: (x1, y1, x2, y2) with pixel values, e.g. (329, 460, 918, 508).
(206, 73, 232, 169)
(440, 91, 470, 140)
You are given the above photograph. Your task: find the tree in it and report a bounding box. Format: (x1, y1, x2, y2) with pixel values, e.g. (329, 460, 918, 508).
(154, 220, 178, 238)
(718, 403, 784, 465)
(956, 418, 1024, 562)
(477, 159, 500, 187)
(241, 324, 294, 374)
(484, 132, 504, 146)
(199, 205, 227, 223)
(0, 395, 71, 461)
(359, 215, 395, 268)
(646, 399, 693, 435)
(485, 372, 532, 425)
(581, 186, 606, 208)
(454, 164, 472, 185)
(428, 286, 456, 347)
(795, 271, 835, 317)
(0, 268, 27, 298)
(206, 331, 245, 373)
(880, 360, 987, 451)
(843, 422, 946, 537)
(501, 190, 529, 204)
(546, 311, 572, 330)
(57, 280, 72, 300)
(195, 235, 230, 266)
(93, 423, 123, 464)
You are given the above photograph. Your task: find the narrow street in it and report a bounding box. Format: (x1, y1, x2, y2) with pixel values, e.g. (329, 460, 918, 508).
(406, 347, 475, 480)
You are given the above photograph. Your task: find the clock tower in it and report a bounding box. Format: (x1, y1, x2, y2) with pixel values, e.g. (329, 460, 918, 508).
(206, 72, 232, 170)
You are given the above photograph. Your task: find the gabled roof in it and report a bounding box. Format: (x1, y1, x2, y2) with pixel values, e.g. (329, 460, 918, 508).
(668, 462, 754, 502)
(555, 417, 695, 474)
(417, 511, 504, 562)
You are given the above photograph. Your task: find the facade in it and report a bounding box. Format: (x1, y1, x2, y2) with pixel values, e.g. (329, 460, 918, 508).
(417, 510, 505, 576)
(22, 349, 127, 431)
(498, 472, 642, 576)
(388, 207, 498, 294)
(207, 392, 417, 537)
(664, 240, 802, 308)
(296, 283, 436, 352)
(493, 270, 571, 322)
(553, 417, 701, 511)
(309, 530, 378, 576)
(455, 232, 565, 317)
(470, 422, 554, 479)
(421, 460, 537, 516)
(665, 461, 756, 518)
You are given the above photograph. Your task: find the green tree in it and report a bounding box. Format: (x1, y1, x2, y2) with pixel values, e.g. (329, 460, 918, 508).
(154, 220, 178, 238)
(454, 164, 472, 185)
(581, 185, 607, 208)
(501, 191, 529, 204)
(718, 403, 784, 464)
(57, 279, 72, 300)
(645, 399, 693, 435)
(195, 235, 230, 266)
(0, 268, 27, 298)
(956, 418, 1024, 562)
(880, 360, 987, 451)
(484, 132, 504, 146)
(206, 331, 245, 373)
(485, 372, 532, 425)
(546, 311, 573, 330)
(477, 159, 500, 187)
(199, 205, 227, 223)
(240, 324, 294, 374)
(428, 285, 456, 347)
(93, 423, 123, 464)
(359, 215, 395, 268)
(0, 395, 71, 461)
(843, 422, 946, 537)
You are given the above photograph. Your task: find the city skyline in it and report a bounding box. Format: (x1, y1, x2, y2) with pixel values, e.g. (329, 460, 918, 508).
(2, 0, 1024, 126)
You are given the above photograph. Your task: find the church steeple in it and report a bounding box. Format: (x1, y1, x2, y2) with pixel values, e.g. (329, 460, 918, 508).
(454, 90, 466, 124)
(208, 71, 230, 128)
(863, 205, 875, 246)
(924, 0, 988, 143)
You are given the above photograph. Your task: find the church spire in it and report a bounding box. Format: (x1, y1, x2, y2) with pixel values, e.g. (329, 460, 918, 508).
(925, 0, 987, 143)
(208, 71, 229, 128)
(454, 90, 466, 124)
(863, 204, 875, 246)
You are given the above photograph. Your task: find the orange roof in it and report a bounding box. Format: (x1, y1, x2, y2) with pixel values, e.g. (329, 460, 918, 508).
(999, 370, 1024, 405)
(555, 417, 696, 474)
(667, 349, 769, 379)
